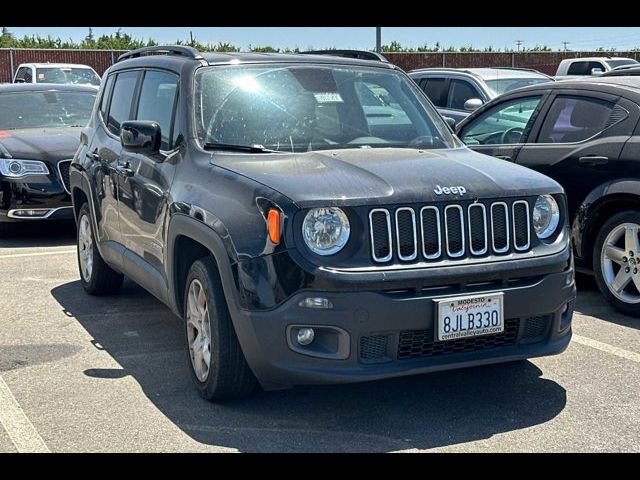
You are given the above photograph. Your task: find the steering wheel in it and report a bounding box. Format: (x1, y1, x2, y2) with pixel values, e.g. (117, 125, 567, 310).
(500, 127, 524, 144)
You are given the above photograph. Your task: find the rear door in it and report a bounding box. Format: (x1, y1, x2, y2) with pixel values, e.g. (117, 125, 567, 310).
(457, 92, 551, 162)
(514, 89, 638, 218)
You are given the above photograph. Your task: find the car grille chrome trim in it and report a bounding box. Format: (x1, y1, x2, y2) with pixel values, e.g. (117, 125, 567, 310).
(369, 199, 532, 264)
(490, 202, 510, 254)
(444, 204, 465, 258)
(56, 159, 72, 195)
(395, 207, 418, 261)
(512, 200, 531, 251)
(468, 203, 488, 256)
(369, 208, 393, 263)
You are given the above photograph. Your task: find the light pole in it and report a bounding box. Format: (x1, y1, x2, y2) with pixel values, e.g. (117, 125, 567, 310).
(376, 27, 382, 53)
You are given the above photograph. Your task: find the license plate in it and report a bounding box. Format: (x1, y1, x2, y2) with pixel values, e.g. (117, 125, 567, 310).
(436, 293, 504, 341)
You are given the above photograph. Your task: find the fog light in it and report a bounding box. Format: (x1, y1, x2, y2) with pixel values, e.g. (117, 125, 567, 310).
(298, 297, 333, 309)
(296, 328, 315, 346)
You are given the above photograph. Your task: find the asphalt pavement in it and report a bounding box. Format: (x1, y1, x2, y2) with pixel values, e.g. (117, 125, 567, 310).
(0, 222, 638, 452)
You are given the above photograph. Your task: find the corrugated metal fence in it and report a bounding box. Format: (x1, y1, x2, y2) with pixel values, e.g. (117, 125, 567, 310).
(1, 48, 639, 81)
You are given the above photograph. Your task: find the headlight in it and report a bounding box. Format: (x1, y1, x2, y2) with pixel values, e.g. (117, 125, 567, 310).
(0, 159, 49, 178)
(533, 195, 560, 239)
(302, 207, 350, 256)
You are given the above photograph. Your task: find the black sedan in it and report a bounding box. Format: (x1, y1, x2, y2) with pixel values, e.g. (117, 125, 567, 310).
(455, 76, 640, 317)
(0, 83, 96, 235)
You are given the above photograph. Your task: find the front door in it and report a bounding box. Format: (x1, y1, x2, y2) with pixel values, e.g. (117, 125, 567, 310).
(457, 93, 549, 163)
(116, 69, 180, 274)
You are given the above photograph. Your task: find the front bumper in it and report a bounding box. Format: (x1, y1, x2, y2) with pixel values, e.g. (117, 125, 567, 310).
(231, 267, 575, 390)
(0, 178, 72, 223)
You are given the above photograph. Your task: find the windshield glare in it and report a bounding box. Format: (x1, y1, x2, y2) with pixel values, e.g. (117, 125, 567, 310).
(0, 91, 96, 130)
(195, 64, 455, 152)
(485, 77, 551, 96)
(37, 67, 100, 86)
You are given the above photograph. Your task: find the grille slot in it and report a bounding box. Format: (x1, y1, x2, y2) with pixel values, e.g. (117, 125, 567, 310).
(57, 160, 72, 195)
(468, 203, 488, 255)
(512, 200, 530, 251)
(369, 209, 392, 262)
(420, 206, 441, 259)
(491, 202, 509, 253)
(395, 207, 417, 261)
(522, 315, 551, 342)
(444, 205, 465, 257)
(360, 334, 390, 362)
(397, 318, 520, 360)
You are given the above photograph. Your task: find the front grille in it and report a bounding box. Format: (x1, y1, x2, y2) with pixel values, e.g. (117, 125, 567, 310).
(57, 160, 71, 194)
(397, 318, 520, 360)
(360, 334, 390, 362)
(369, 200, 532, 263)
(522, 315, 551, 341)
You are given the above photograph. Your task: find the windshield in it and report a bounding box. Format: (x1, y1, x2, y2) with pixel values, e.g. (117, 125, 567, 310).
(194, 64, 455, 152)
(485, 77, 552, 96)
(0, 90, 96, 129)
(606, 59, 639, 69)
(36, 67, 100, 86)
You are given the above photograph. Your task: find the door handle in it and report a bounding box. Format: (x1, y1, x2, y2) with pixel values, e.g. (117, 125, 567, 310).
(579, 156, 609, 165)
(115, 164, 134, 177)
(495, 155, 512, 161)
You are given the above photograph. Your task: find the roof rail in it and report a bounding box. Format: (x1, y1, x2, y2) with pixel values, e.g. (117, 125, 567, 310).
(117, 45, 204, 62)
(299, 49, 388, 62)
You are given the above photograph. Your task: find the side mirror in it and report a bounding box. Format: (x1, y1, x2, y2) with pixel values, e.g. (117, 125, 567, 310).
(463, 98, 484, 112)
(591, 67, 604, 75)
(120, 121, 161, 155)
(443, 116, 457, 129)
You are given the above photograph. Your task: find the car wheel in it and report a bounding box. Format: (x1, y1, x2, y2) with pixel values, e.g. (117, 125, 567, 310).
(184, 257, 257, 401)
(594, 210, 640, 318)
(77, 203, 124, 295)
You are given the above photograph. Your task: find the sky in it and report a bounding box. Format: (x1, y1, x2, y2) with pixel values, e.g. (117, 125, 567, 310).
(7, 27, 640, 51)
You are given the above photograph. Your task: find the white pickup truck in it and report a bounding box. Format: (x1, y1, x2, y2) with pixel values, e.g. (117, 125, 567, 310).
(555, 57, 639, 79)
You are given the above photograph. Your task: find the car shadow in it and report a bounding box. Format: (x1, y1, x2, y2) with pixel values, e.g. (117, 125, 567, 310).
(574, 288, 640, 330)
(0, 221, 76, 249)
(50, 279, 567, 452)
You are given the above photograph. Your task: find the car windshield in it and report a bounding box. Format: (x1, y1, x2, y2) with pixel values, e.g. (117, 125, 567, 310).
(485, 77, 551, 96)
(36, 67, 100, 86)
(606, 59, 639, 69)
(194, 64, 455, 153)
(0, 90, 96, 129)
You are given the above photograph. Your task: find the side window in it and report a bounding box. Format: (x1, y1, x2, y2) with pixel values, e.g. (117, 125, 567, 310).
(537, 95, 615, 144)
(354, 80, 414, 140)
(99, 75, 115, 119)
(420, 78, 448, 107)
(106, 71, 139, 136)
(135, 70, 179, 150)
(567, 61, 605, 76)
(460, 96, 542, 146)
(447, 79, 482, 110)
(14, 67, 27, 82)
(24, 68, 33, 83)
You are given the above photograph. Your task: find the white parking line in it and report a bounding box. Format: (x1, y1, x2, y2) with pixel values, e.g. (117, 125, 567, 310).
(0, 376, 50, 453)
(573, 334, 640, 364)
(0, 249, 76, 260)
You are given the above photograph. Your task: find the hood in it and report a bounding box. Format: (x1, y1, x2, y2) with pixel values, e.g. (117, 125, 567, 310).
(0, 127, 81, 162)
(212, 147, 563, 207)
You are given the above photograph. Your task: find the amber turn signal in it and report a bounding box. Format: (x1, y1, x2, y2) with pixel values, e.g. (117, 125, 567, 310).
(267, 209, 281, 244)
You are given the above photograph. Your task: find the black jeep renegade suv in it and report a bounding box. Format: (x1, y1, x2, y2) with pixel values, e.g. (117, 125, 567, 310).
(71, 46, 576, 400)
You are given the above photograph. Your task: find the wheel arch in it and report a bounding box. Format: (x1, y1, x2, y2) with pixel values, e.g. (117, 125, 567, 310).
(574, 178, 640, 270)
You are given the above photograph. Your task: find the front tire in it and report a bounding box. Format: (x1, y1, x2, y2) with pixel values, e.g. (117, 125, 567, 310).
(77, 203, 124, 295)
(184, 257, 257, 401)
(594, 210, 640, 318)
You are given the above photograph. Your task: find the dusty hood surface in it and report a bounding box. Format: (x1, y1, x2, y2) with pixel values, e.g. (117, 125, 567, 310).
(0, 127, 81, 162)
(212, 147, 563, 207)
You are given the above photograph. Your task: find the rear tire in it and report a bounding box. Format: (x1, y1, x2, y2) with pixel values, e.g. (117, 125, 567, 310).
(184, 256, 257, 401)
(77, 203, 124, 295)
(593, 210, 640, 318)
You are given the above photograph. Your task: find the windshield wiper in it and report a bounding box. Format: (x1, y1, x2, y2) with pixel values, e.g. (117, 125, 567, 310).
(203, 142, 277, 153)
